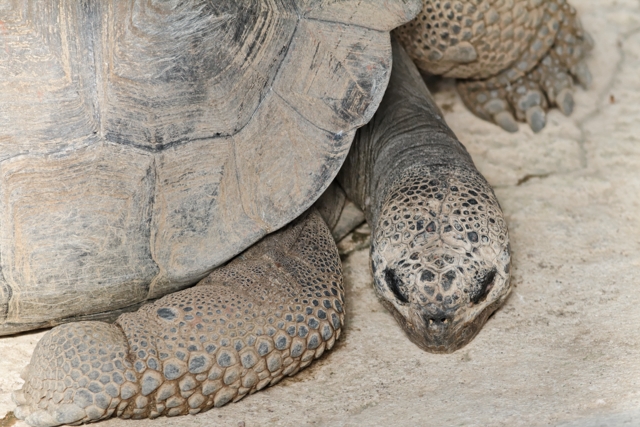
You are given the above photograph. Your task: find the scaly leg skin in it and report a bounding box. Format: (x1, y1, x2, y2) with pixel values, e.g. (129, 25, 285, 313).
(456, 3, 593, 133)
(13, 210, 344, 426)
(395, 0, 594, 132)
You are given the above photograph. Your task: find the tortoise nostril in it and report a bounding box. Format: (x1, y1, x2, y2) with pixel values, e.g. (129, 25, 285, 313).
(421, 305, 456, 333)
(425, 314, 451, 327)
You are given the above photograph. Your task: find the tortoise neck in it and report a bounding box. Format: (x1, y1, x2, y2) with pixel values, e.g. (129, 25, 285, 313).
(338, 38, 475, 228)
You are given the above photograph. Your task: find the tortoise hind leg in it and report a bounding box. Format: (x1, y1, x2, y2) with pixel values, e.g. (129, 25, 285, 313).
(14, 210, 344, 426)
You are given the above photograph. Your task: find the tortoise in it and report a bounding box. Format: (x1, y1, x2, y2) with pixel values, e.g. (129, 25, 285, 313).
(2, 0, 593, 425)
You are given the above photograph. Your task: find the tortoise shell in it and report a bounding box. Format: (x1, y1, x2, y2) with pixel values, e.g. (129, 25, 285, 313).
(0, 0, 420, 334)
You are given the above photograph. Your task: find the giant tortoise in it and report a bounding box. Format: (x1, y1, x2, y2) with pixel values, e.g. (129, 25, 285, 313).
(2, 0, 593, 425)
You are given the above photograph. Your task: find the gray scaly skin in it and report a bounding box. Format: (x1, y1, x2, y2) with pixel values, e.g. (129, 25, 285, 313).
(13, 43, 510, 425)
(13, 211, 344, 426)
(394, 0, 594, 133)
(339, 39, 511, 353)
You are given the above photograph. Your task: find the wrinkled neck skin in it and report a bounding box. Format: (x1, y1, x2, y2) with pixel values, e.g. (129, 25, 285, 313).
(338, 39, 511, 353)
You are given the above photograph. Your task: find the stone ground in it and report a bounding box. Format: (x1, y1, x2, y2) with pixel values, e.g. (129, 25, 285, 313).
(1, 1, 640, 426)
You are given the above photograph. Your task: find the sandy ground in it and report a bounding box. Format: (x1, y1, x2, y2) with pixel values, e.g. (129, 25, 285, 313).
(2, 1, 640, 426)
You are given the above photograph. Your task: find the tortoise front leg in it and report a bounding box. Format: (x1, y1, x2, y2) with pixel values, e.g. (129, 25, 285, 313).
(395, 0, 594, 132)
(13, 210, 344, 426)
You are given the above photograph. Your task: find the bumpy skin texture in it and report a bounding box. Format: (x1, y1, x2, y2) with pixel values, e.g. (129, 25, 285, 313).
(371, 165, 510, 353)
(13, 211, 344, 426)
(14, 38, 513, 427)
(338, 39, 511, 353)
(394, 0, 594, 132)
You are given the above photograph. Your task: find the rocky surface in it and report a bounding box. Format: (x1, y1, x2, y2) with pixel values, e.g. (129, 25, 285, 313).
(1, 1, 639, 426)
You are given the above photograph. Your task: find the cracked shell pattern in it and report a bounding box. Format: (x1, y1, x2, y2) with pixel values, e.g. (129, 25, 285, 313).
(13, 210, 344, 425)
(370, 165, 511, 352)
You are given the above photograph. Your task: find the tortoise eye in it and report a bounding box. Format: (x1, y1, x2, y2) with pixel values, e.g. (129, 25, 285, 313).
(470, 269, 496, 304)
(383, 268, 409, 304)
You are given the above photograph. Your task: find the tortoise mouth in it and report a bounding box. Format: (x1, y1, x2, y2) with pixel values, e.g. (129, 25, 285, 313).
(379, 297, 502, 354)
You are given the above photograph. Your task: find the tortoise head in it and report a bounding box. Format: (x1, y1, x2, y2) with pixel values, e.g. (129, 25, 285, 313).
(370, 166, 511, 353)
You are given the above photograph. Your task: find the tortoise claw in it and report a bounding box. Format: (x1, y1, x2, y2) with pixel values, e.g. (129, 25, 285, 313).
(556, 88, 575, 116)
(571, 60, 593, 88)
(525, 106, 547, 133)
(13, 404, 32, 421)
(493, 111, 519, 133)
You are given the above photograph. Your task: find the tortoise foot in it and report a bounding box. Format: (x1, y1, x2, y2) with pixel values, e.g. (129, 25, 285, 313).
(15, 210, 344, 425)
(456, 2, 593, 133)
(13, 322, 134, 427)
